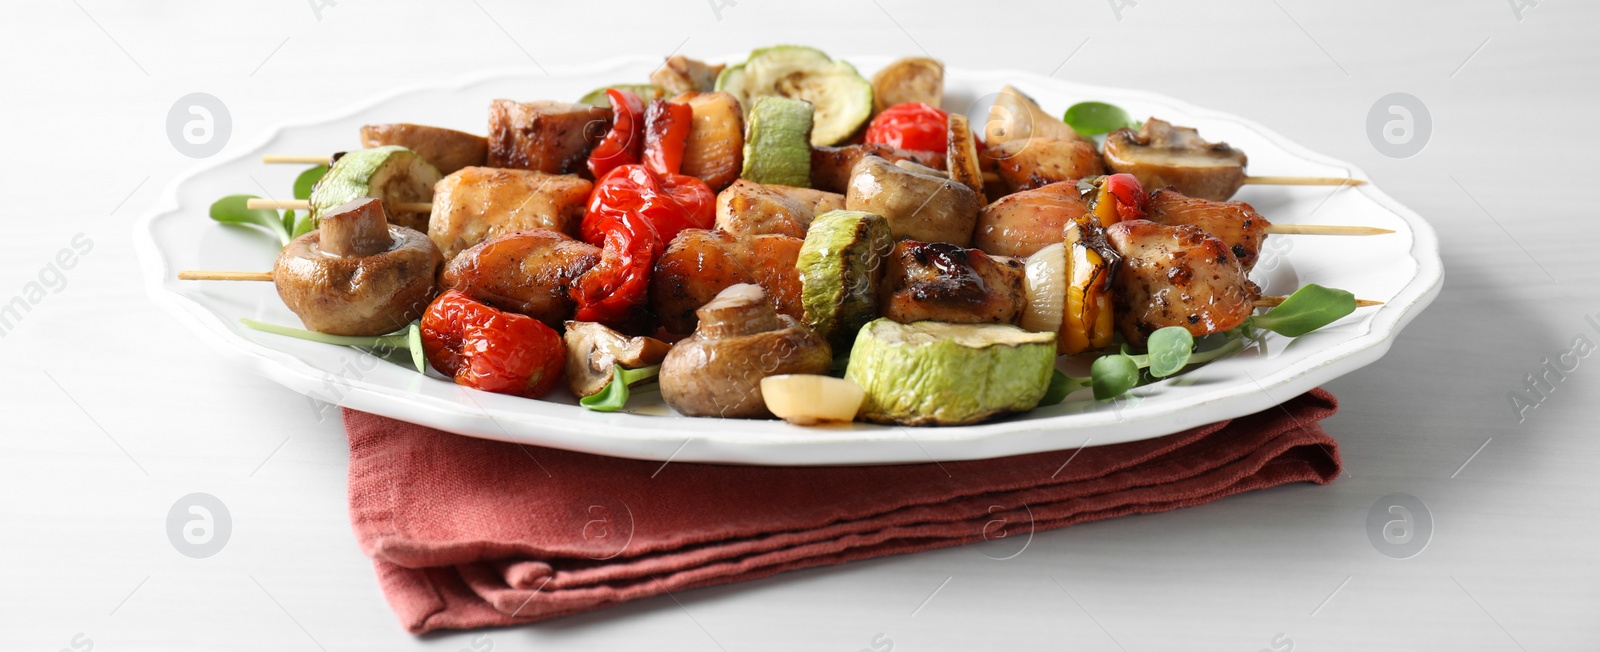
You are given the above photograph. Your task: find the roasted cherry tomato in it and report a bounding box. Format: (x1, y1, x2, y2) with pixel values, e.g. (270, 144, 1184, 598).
(642, 99, 693, 177)
(1089, 172, 1146, 226)
(864, 102, 949, 152)
(420, 290, 565, 398)
(586, 89, 646, 179)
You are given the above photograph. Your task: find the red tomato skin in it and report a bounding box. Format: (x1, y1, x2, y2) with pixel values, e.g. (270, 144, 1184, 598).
(864, 102, 950, 152)
(1103, 173, 1147, 222)
(421, 290, 565, 398)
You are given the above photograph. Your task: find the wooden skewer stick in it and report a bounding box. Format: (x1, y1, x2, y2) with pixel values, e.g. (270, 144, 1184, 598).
(1244, 175, 1365, 187)
(1264, 224, 1393, 236)
(242, 198, 1388, 236)
(974, 171, 1365, 187)
(176, 269, 1386, 311)
(246, 198, 434, 214)
(1256, 295, 1382, 308)
(178, 270, 274, 281)
(262, 155, 331, 165)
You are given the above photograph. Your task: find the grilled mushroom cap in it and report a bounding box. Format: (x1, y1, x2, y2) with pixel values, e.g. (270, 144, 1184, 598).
(658, 284, 832, 419)
(274, 197, 442, 336)
(1102, 118, 1248, 201)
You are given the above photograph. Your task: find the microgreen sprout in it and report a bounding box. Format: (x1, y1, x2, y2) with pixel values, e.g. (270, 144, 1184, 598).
(580, 364, 662, 412)
(240, 318, 425, 373)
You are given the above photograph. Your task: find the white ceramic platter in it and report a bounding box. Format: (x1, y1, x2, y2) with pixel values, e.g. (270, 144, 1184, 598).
(136, 55, 1442, 466)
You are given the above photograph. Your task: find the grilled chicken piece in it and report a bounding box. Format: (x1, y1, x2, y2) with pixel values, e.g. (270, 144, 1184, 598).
(652, 55, 725, 96)
(715, 180, 845, 238)
(359, 123, 487, 176)
(428, 167, 592, 259)
(983, 137, 1105, 193)
(811, 144, 945, 193)
(673, 91, 744, 191)
(1104, 219, 1260, 346)
(973, 181, 1090, 258)
(879, 240, 1026, 325)
(1143, 189, 1270, 273)
(439, 229, 600, 328)
(650, 229, 805, 333)
(486, 99, 610, 174)
(1103, 119, 1247, 201)
(846, 155, 981, 246)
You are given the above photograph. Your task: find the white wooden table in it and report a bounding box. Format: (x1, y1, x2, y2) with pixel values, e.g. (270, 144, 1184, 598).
(3, 1, 1595, 649)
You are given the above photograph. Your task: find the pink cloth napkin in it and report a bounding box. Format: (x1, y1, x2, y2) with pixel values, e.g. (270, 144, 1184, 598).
(343, 389, 1341, 633)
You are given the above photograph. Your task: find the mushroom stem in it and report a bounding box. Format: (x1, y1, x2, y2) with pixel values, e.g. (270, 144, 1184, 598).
(319, 197, 394, 257)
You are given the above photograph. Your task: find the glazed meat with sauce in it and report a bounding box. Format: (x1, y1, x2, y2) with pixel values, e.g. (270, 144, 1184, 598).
(1104, 219, 1260, 346)
(650, 229, 805, 333)
(973, 181, 1090, 258)
(811, 144, 945, 193)
(714, 180, 845, 238)
(879, 240, 1026, 325)
(1142, 189, 1270, 272)
(983, 137, 1104, 194)
(439, 230, 600, 328)
(487, 99, 610, 174)
(359, 123, 487, 175)
(428, 167, 592, 259)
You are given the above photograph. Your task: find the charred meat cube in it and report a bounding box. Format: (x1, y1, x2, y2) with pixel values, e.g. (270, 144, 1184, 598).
(650, 229, 805, 334)
(486, 99, 610, 174)
(359, 123, 488, 176)
(879, 240, 1026, 325)
(1142, 189, 1270, 273)
(973, 181, 1091, 258)
(715, 179, 845, 239)
(427, 167, 592, 259)
(1104, 219, 1260, 346)
(983, 137, 1104, 194)
(439, 229, 601, 328)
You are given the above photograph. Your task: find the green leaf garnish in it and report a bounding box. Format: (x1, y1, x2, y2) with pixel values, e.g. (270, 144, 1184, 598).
(1090, 354, 1140, 400)
(240, 318, 426, 373)
(1145, 327, 1195, 378)
(1039, 369, 1091, 406)
(1250, 284, 1358, 337)
(1063, 101, 1139, 136)
(580, 364, 662, 412)
(294, 164, 328, 200)
(210, 194, 290, 245)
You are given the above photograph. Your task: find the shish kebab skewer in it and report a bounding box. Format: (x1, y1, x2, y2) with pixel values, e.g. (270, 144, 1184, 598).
(243, 195, 1392, 239)
(173, 269, 1379, 310)
(261, 153, 1363, 189)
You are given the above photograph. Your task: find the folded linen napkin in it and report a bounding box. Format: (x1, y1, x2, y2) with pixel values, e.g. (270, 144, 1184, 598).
(343, 389, 1340, 633)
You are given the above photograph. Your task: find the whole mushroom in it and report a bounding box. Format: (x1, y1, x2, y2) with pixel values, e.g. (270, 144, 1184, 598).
(274, 197, 443, 336)
(1102, 118, 1248, 201)
(659, 284, 832, 419)
(845, 155, 979, 246)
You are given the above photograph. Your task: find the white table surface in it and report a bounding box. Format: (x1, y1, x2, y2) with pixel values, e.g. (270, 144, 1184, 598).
(3, 1, 1596, 649)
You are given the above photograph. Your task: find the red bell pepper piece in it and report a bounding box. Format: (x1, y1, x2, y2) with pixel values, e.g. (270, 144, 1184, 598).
(420, 290, 565, 398)
(642, 99, 694, 177)
(586, 89, 646, 179)
(571, 164, 716, 328)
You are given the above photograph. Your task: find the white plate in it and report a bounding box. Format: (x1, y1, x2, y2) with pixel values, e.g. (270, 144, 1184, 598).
(135, 55, 1442, 466)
